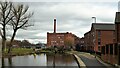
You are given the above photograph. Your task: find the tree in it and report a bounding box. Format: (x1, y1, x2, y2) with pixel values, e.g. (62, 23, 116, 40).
(0, 1, 13, 53)
(64, 37, 74, 49)
(8, 3, 33, 53)
(22, 40, 31, 47)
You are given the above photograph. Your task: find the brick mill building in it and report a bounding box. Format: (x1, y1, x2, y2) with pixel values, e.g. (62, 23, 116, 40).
(47, 19, 79, 48)
(84, 23, 115, 52)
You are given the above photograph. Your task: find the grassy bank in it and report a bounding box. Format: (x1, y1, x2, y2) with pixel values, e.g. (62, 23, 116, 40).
(2, 48, 75, 57)
(2, 48, 58, 57)
(3, 48, 34, 57)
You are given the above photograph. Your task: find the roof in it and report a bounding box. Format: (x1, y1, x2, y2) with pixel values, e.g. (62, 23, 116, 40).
(92, 23, 115, 30)
(47, 32, 72, 34)
(115, 12, 120, 23)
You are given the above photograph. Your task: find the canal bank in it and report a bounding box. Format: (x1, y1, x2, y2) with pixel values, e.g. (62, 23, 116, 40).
(73, 54, 86, 68)
(72, 51, 116, 68)
(2, 48, 54, 58)
(66, 51, 86, 68)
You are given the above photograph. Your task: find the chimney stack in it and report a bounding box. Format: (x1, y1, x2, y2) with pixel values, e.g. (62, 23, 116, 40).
(54, 18, 56, 33)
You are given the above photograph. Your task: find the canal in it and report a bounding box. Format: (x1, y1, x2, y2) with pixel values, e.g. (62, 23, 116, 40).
(1, 53, 79, 67)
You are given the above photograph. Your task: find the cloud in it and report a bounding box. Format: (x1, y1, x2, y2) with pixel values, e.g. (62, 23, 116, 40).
(4, 2, 118, 43)
(2, 0, 120, 2)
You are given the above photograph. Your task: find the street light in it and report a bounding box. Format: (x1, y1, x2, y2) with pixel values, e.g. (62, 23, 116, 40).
(92, 17, 97, 58)
(92, 17, 96, 23)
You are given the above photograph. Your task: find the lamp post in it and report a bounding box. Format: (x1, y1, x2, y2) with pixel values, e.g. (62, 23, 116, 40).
(92, 17, 97, 58)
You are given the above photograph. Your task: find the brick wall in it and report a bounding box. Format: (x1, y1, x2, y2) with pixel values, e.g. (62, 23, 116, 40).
(47, 32, 77, 48)
(115, 24, 120, 43)
(101, 43, 119, 65)
(84, 30, 115, 52)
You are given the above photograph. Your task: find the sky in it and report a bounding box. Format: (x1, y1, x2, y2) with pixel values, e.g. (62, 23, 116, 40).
(1, 0, 119, 44)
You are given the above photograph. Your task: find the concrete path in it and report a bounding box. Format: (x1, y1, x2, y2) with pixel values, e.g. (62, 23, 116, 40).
(75, 52, 114, 68)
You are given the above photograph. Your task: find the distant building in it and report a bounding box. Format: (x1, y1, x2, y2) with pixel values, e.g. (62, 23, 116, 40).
(35, 43, 46, 49)
(47, 32, 75, 47)
(47, 19, 79, 48)
(77, 37, 85, 51)
(84, 31, 92, 51)
(84, 23, 115, 52)
(79, 37, 84, 46)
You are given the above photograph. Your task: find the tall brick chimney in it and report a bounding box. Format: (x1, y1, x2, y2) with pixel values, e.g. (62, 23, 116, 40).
(54, 18, 56, 33)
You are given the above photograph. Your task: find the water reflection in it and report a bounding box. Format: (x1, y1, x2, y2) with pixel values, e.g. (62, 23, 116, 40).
(2, 57, 5, 68)
(1, 53, 78, 67)
(8, 57, 12, 66)
(47, 53, 78, 66)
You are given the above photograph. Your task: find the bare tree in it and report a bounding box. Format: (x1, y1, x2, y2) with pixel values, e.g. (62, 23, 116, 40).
(8, 4, 33, 53)
(0, 1, 13, 53)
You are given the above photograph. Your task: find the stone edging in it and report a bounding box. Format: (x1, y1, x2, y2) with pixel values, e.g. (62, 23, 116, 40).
(73, 54, 87, 68)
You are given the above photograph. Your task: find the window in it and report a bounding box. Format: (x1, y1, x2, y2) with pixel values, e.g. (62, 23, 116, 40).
(98, 38, 101, 45)
(98, 31, 101, 38)
(60, 41, 64, 43)
(110, 44, 113, 55)
(106, 45, 109, 54)
(98, 46, 101, 52)
(58, 37, 60, 39)
(101, 46, 105, 54)
(98, 42, 101, 45)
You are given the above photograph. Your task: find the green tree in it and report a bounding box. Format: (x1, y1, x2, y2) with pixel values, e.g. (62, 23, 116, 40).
(64, 38, 74, 49)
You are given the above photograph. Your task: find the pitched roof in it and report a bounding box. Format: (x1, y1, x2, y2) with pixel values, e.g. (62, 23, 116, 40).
(115, 12, 120, 23)
(92, 23, 115, 30)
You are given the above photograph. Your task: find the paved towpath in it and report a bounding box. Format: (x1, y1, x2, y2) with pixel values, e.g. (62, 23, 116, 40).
(73, 51, 114, 68)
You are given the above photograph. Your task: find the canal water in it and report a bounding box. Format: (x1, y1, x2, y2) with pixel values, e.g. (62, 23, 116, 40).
(1, 53, 78, 67)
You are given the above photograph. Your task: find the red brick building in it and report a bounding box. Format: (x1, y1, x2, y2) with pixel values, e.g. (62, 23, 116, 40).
(78, 37, 85, 51)
(115, 12, 120, 43)
(84, 23, 115, 52)
(115, 12, 120, 65)
(84, 31, 92, 51)
(79, 37, 84, 46)
(47, 19, 79, 48)
(47, 32, 75, 48)
(101, 12, 120, 65)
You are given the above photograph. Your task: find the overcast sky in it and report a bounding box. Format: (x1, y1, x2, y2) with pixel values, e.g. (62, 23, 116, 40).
(2, 0, 119, 44)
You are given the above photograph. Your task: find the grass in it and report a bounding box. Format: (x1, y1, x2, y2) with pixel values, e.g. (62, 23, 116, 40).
(3, 48, 34, 57)
(12, 48, 33, 54)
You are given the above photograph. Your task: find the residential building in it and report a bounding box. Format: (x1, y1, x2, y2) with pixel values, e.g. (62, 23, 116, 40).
(115, 12, 120, 65)
(84, 31, 92, 51)
(84, 23, 115, 52)
(78, 37, 85, 51)
(101, 12, 120, 65)
(115, 12, 120, 43)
